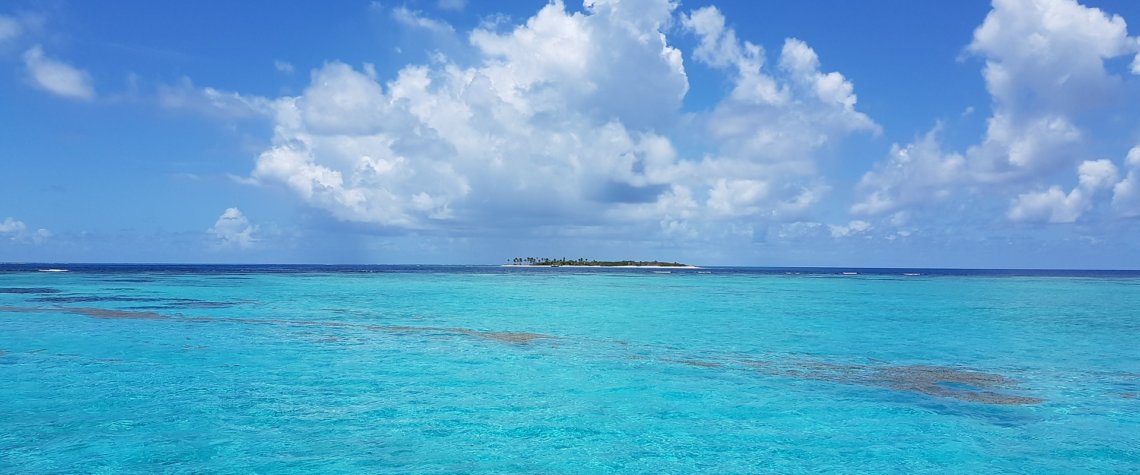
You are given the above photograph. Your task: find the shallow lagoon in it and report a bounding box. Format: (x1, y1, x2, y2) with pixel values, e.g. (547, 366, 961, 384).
(1, 265, 1138, 473)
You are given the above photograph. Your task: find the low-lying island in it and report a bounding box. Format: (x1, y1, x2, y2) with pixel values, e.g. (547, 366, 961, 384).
(502, 258, 699, 268)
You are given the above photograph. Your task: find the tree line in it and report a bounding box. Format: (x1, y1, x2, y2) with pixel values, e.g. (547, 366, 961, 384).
(506, 257, 687, 267)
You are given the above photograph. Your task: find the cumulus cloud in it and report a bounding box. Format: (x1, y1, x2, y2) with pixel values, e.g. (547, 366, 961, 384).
(208, 208, 258, 249)
(1008, 159, 1118, 223)
(854, 0, 1139, 218)
(828, 220, 872, 238)
(22, 45, 95, 100)
(629, 5, 874, 227)
(1008, 186, 1087, 223)
(852, 127, 965, 216)
(31, 228, 51, 245)
(677, 6, 876, 224)
(1, 217, 50, 244)
(776, 221, 824, 240)
(170, 1, 875, 242)
(682, 7, 877, 143)
(967, 0, 1135, 183)
(0, 217, 26, 235)
(1111, 146, 1140, 217)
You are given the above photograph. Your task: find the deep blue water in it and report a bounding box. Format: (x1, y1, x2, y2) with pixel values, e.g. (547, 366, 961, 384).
(1, 265, 1138, 473)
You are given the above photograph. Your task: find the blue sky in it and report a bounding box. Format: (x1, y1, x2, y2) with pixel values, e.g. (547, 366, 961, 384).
(3, 0, 1140, 267)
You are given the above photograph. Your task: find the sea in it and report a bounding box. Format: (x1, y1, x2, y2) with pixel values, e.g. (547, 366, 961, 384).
(0, 264, 1137, 473)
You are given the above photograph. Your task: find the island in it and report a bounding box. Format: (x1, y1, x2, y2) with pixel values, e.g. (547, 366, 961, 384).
(502, 257, 698, 268)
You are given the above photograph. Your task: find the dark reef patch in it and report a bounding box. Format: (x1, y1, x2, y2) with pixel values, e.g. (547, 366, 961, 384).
(0, 305, 167, 320)
(96, 277, 157, 283)
(0, 287, 60, 294)
(127, 300, 242, 310)
(67, 307, 167, 320)
(0, 306, 55, 314)
(753, 358, 1042, 406)
(872, 365, 1042, 405)
(0, 302, 1046, 407)
(32, 295, 158, 303)
(672, 359, 722, 368)
(464, 330, 552, 344)
(29, 295, 244, 308)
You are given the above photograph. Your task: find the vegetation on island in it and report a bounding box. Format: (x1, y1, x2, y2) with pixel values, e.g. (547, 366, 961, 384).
(506, 257, 690, 267)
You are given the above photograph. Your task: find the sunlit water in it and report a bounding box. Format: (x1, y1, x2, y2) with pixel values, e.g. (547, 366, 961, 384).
(1, 265, 1137, 473)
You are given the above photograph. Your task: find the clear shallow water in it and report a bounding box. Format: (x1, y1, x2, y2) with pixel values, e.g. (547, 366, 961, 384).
(0, 265, 1137, 473)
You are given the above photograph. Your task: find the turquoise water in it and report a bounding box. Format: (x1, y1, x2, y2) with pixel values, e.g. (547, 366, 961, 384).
(1, 265, 1138, 473)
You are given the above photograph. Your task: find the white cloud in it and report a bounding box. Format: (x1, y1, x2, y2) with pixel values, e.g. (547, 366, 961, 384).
(469, 0, 688, 131)
(969, 0, 1135, 112)
(170, 0, 877, 243)
(1, 217, 50, 245)
(1077, 158, 1119, 190)
(391, 6, 455, 35)
(672, 5, 875, 227)
(968, 0, 1136, 180)
(855, 0, 1139, 218)
(252, 0, 691, 230)
(208, 208, 258, 249)
(682, 6, 753, 70)
(1008, 159, 1118, 223)
(776, 221, 824, 240)
(852, 127, 965, 216)
(0, 217, 27, 236)
(1008, 186, 1087, 223)
(274, 60, 295, 74)
(681, 6, 877, 137)
(828, 220, 871, 238)
(32, 228, 51, 245)
(0, 14, 23, 42)
(158, 77, 274, 118)
(706, 179, 769, 217)
(22, 45, 95, 101)
(1112, 146, 1140, 217)
(684, 9, 876, 150)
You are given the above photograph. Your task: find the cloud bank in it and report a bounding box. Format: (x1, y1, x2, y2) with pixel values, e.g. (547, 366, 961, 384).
(38, 0, 1137, 264)
(202, 0, 878, 244)
(854, 0, 1140, 229)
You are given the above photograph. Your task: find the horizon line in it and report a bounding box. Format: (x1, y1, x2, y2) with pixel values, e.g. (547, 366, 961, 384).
(2, 262, 1139, 272)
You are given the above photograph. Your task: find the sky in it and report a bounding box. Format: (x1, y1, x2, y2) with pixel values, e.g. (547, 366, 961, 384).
(3, 0, 1140, 268)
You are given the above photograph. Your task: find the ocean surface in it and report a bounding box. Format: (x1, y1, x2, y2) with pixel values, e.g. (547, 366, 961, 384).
(1, 264, 1137, 473)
